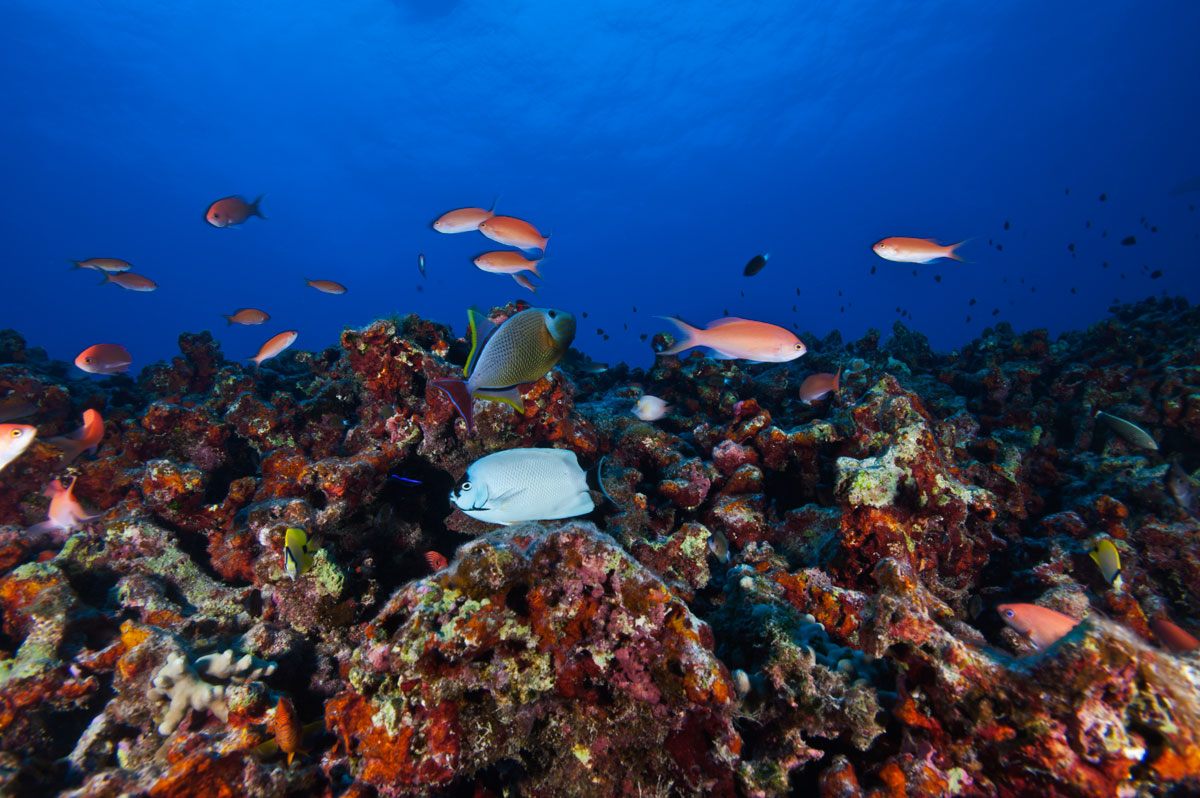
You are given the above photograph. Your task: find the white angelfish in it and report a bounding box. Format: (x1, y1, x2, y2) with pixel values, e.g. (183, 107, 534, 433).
(451, 448, 594, 525)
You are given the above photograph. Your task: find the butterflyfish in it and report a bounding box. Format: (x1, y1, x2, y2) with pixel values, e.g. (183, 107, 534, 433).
(431, 307, 575, 434)
(283, 527, 314, 580)
(633, 395, 669, 421)
(1088, 538, 1122, 588)
(451, 448, 593, 525)
(656, 316, 806, 363)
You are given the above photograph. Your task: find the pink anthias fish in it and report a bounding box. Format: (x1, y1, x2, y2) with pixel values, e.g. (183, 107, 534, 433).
(26, 476, 99, 541)
(75, 344, 132, 375)
(0, 424, 36, 474)
(431, 200, 497, 234)
(100, 272, 158, 292)
(478, 216, 549, 253)
(205, 195, 265, 228)
(69, 258, 132, 273)
(799, 368, 841, 403)
(656, 316, 806, 363)
(474, 250, 544, 277)
(250, 330, 298, 366)
(46, 408, 104, 465)
(997, 603, 1082, 649)
(872, 237, 969, 264)
(1151, 618, 1200, 653)
(512, 273, 537, 294)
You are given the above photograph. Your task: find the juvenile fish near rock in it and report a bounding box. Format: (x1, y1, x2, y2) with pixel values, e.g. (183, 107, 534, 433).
(478, 216, 549, 253)
(1095, 410, 1158, 451)
(0, 424, 36, 474)
(283, 527, 314, 580)
(997, 603, 1082, 649)
(69, 258, 131, 273)
(873, 237, 969, 264)
(432, 307, 575, 434)
(75, 344, 131, 375)
(47, 408, 104, 465)
(451, 448, 593, 525)
(799, 368, 841, 403)
(221, 308, 270, 326)
(101, 272, 157, 292)
(272, 696, 305, 766)
(205, 194, 265, 228)
(304, 278, 347, 294)
(1089, 538, 1122, 588)
(424, 551, 448, 571)
(26, 476, 98, 540)
(432, 201, 496, 233)
(250, 331, 298, 366)
(656, 316, 806, 362)
(633, 395, 669, 421)
(474, 250, 544, 277)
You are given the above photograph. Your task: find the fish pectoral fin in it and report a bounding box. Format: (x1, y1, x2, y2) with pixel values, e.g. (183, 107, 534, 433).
(475, 386, 525, 413)
(488, 487, 528, 510)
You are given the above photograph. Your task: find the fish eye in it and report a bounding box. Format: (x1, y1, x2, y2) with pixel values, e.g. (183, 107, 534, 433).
(794, 343, 803, 350)
(1004, 609, 1014, 618)
(9, 429, 21, 437)
(548, 311, 557, 318)
(460, 481, 472, 492)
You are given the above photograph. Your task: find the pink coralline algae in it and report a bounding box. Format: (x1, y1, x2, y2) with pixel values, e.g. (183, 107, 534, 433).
(0, 296, 1198, 796)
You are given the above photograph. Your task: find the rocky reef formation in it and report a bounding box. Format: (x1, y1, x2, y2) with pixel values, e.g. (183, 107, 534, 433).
(0, 295, 1198, 797)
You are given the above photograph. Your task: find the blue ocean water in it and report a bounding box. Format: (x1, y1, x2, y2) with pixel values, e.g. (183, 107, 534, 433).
(2, 1, 1197, 373)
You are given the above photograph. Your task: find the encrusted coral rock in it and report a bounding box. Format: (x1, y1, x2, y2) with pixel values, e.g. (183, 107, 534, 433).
(148, 649, 276, 734)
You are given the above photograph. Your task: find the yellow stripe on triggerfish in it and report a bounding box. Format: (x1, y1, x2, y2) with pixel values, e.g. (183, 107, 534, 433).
(283, 527, 314, 580)
(1089, 538, 1122, 587)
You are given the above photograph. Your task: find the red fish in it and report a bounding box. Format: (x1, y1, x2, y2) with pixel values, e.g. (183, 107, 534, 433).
(0, 424, 36, 474)
(478, 216, 549, 253)
(205, 194, 265, 228)
(424, 551, 448, 571)
(75, 344, 131, 375)
(657, 316, 806, 362)
(1151, 618, 1200, 652)
(432, 200, 497, 233)
(304, 279, 347, 294)
(873, 237, 968, 264)
(799, 368, 841, 403)
(69, 258, 132, 273)
(997, 603, 1081, 649)
(47, 408, 104, 465)
(512, 273, 537, 294)
(272, 697, 305, 766)
(250, 331, 298, 366)
(101, 272, 157, 292)
(222, 308, 271, 326)
(474, 250, 543, 277)
(26, 476, 98, 540)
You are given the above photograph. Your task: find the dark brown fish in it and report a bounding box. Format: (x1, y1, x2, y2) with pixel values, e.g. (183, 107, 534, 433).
(743, 253, 770, 276)
(0, 398, 36, 422)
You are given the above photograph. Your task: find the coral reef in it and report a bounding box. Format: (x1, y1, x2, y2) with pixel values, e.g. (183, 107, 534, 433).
(0, 295, 1199, 796)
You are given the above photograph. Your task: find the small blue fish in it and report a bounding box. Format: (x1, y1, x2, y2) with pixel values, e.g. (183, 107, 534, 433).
(389, 475, 423, 484)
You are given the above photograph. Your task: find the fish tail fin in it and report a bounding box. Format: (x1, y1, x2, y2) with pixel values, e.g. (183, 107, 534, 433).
(591, 455, 618, 507)
(488, 195, 499, 213)
(68, 260, 82, 270)
(46, 436, 85, 466)
(98, 274, 112, 286)
(528, 258, 543, 278)
(431, 378, 474, 434)
(251, 194, 267, 219)
(947, 239, 971, 262)
(474, 385, 525, 413)
(654, 316, 701, 356)
(222, 314, 234, 326)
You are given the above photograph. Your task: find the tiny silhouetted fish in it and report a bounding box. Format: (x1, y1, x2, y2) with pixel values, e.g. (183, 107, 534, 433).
(582, 311, 588, 318)
(996, 244, 1003, 251)
(740, 291, 745, 297)
(743, 253, 770, 276)
(1102, 261, 1109, 268)
(1065, 187, 1070, 194)
(1068, 243, 1075, 251)
(1099, 193, 1107, 201)
(596, 328, 603, 335)
(966, 315, 971, 322)
(969, 298, 976, 305)
(640, 333, 647, 341)
(632, 306, 637, 312)
(1071, 287, 1076, 294)
(992, 309, 999, 316)
(1096, 410, 1158, 451)
(1004, 220, 1010, 230)
(1151, 226, 1158, 232)
(1151, 270, 1163, 279)
(418, 253, 426, 277)
(934, 275, 942, 283)
(870, 266, 877, 275)
(603, 334, 609, 340)
(1122, 236, 1137, 246)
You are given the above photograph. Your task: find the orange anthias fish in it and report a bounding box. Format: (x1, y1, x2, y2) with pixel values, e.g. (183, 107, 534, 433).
(512, 273, 537, 294)
(69, 258, 132, 273)
(101, 272, 158, 292)
(27, 476, 98, 539)
(656, 316, 807, 363)
(0, 424, 36, 474)
(473, 250, 544, 277)
(222, 308, 271, 326)
(272, 697, 305, 766)
(432, 200, 497, 233)
(1151, 618, 1200, 653)
(478, 216, 549, 253)
(799, 368, 841, 403)
(47, 408, 104, 465)
(997, 603, 1081, 649)
(872, 237, 969, 264)
(75, 344, 132, 375)
(304, 279, 347, 294)
(250, 331, 298, 366)
(424, 551, 448, 571)
(205, 194, 265, 228)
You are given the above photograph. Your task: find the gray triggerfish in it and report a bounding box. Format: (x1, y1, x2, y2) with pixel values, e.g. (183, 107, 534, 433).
(432, 307, 575, 434)
(450, 448, 594, 525)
